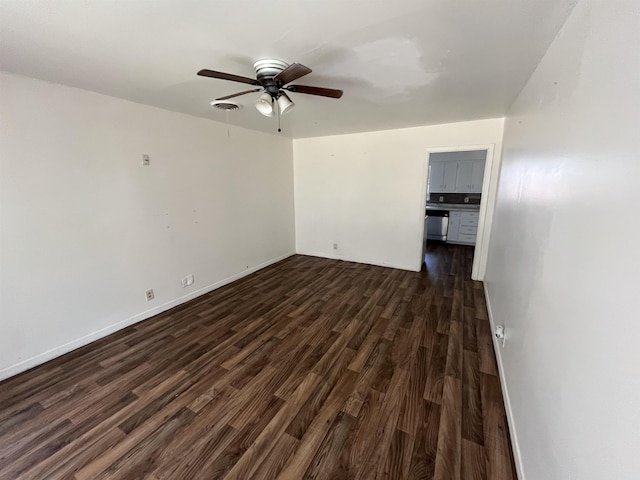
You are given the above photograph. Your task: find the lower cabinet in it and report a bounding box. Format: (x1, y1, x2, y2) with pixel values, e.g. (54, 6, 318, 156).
(448, 212, 462, 241)
(447, 211, 479, 245)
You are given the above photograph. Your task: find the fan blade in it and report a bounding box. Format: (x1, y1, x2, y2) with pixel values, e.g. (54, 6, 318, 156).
(197, 69, 260, 85)
(285, 84, 343, 98)
(273, 63, 312, 85)
(216, 89, 261, 100)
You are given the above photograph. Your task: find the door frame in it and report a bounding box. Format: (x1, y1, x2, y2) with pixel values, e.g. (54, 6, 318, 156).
(417, 144, 497, 280)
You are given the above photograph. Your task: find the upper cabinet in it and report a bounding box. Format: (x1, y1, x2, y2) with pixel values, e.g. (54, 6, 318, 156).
(454, 160, 486, 193)
(455, 161, 473, 193)
(470, 160, 485, 193)
(429, 158, 486, 194)
(428, 160, 458, 192)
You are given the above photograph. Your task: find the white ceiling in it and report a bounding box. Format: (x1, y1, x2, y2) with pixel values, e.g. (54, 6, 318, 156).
(0, 0, 576, 138)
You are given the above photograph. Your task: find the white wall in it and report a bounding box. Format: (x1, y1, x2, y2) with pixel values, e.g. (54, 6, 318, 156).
(293, 118, 504, 271)
(484, 1, 640, 479)
(0, 72, 295, 380)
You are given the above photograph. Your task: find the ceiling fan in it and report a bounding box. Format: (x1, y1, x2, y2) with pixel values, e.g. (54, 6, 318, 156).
(198, 59, 343, 126)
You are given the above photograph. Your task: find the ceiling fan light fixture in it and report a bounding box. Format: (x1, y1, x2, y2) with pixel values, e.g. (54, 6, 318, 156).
(255, 92, 275, 117)
(277, 92, 295, 115)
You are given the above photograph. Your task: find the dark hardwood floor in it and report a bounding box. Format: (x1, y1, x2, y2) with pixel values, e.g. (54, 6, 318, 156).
(0, 243, 517, 479)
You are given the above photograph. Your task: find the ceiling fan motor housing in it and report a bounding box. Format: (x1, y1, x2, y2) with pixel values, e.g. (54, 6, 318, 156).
(254, 59, 288, 97)
(253, 59, 288, 81)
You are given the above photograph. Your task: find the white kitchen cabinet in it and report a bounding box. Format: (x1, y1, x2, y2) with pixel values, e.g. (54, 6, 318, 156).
(457, 233, 477, 244)
(430, 158, 485, 194)
(454, 159, 485, 193)
(455, 161, 473, 192)
(447, 211, 480, 245)
(428, 161, 445, 192)
(470, 160, 486, 193)
(447, 212, 461, 242)
(429, 160, 458, 193)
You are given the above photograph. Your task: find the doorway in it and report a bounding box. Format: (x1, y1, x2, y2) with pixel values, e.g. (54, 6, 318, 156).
(417, 145, 497, 280)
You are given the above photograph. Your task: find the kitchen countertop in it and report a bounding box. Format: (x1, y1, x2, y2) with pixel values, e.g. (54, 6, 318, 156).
(426, 203, 480, 211)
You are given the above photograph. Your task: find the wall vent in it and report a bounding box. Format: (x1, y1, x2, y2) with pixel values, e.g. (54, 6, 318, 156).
(209, 101, 241, 111)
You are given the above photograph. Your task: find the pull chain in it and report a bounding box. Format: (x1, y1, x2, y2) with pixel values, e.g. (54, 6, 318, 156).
(226, 110, 230, 137)
(277, 102, 281, 133)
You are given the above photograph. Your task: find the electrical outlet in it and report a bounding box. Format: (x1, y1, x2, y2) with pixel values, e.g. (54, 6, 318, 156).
(145, 289, 155, 301)
(495, 325, 506, 347)
(181, 274, 194, 288)
(333, 243, 338, 250)
(142, 154, 150, 166)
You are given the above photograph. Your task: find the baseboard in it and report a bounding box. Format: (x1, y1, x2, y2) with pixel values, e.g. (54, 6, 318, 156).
(0, 251, 295, 382)
(483, 283, 525, 480)
(297, 250, 419, 272)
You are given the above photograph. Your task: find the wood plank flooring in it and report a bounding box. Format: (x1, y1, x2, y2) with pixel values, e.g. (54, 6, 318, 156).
(0, 243, 517, 479)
